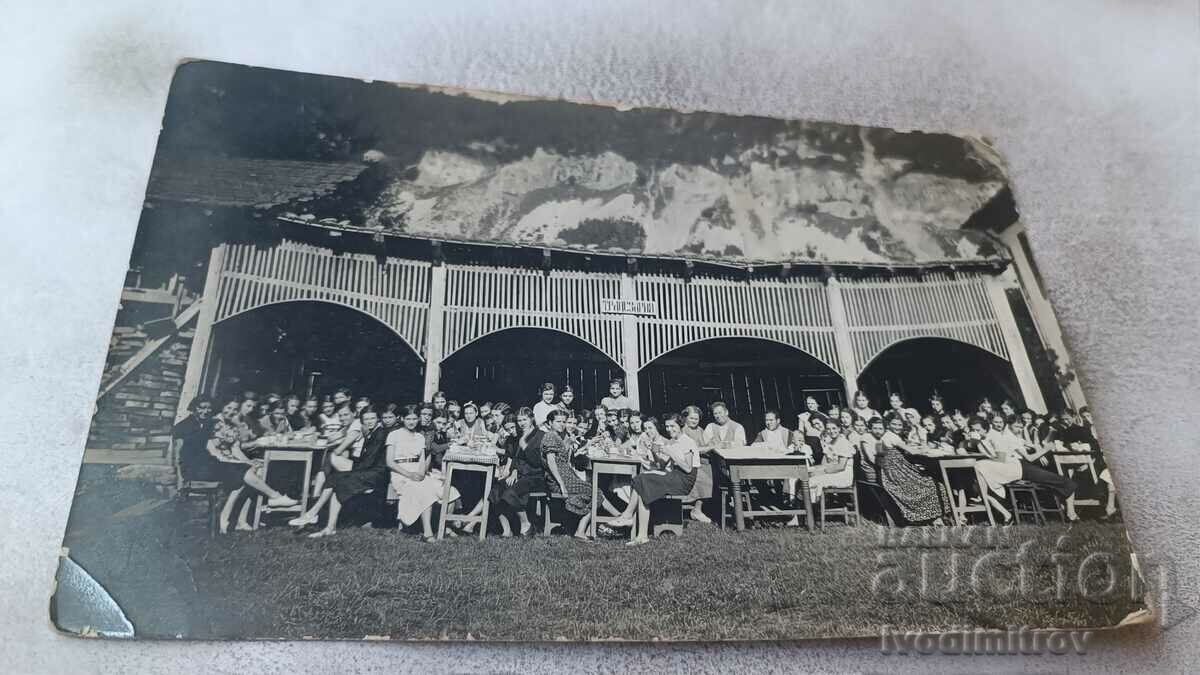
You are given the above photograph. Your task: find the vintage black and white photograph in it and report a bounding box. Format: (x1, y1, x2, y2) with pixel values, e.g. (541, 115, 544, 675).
(53, 60, 1145, 641)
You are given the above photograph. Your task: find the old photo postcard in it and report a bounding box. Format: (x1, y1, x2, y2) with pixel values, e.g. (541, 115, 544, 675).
(52, 60, 1147, 642)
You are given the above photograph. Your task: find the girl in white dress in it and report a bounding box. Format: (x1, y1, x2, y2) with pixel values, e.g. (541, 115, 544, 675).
(387, 404, 458, 541)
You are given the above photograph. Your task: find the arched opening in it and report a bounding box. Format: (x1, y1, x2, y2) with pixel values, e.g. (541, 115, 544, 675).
(206, 301, 423, 404)
(439, 328, 622, 410)
(857, 337, 1022, 415)
(638, 338, 845, 439)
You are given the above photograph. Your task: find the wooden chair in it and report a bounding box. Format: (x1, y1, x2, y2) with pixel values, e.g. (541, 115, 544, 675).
(856, 480, 897, 527)
(819, 486, 859, 529)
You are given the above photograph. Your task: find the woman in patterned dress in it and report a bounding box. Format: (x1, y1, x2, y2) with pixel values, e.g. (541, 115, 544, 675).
(872, 416, 951, 525)
(541, 408, 594, 540)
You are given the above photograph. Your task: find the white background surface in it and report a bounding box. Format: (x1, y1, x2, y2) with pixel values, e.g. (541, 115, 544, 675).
(2, 1, 1197, 672)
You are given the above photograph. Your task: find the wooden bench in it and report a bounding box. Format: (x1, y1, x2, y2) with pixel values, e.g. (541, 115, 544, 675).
(650, 495, 687, 537)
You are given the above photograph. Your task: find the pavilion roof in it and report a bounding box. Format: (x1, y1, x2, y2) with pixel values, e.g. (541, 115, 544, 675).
(146, 157, 368, 209)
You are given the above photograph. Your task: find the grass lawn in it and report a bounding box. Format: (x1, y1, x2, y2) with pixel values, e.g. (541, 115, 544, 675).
(60, 472, 1145, 641)
(191, 520, 1144, 641)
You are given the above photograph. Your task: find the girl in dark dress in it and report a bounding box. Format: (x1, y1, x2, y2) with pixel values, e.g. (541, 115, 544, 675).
(488, 413, 523, 536)
(493, 407, 544, 536)
(307, 409, 389, 538)
(609, 414, 699, 546)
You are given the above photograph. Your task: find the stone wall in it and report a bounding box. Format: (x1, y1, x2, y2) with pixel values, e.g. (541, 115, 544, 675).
(87, 328, 193, 457)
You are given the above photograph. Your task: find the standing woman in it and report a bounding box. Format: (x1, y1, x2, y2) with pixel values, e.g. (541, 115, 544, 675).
(873, 417, 951, 525)
(387, 405, 456, 542)
(541, 408, 594, 540)
(850, 390, 880, 424)
(533, 383, 558, 428)
(610, 413, 700, 546)
(557, 386, 576, 415)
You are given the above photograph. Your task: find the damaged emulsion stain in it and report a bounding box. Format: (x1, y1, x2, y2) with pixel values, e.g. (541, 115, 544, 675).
(50, 554, 135, 639)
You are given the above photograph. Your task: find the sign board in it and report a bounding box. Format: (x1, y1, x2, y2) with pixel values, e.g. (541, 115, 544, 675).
(600, 298, 658, 317)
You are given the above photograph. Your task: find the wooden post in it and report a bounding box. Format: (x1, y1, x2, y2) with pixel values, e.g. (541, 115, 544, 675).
(422, 264, 448, 401)
(985, 269, 1048, 413)
(619, 273, 641, 409)
(175, 244, 226, 423)
(823, 271, 858, 405)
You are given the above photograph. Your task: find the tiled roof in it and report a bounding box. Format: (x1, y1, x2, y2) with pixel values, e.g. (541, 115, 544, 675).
(146, 157, 367, 209)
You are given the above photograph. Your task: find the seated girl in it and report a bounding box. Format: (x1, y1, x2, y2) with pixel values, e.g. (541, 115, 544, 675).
(487, 413, 524, 536)
(609, 413, 700, 546)
(303, 408, 390, 538)
(497, 407, 547, 536)
(203, 399, 299, 533)
(288, 407, 361, 528)
(872, 417, 952, 526)
(541, 408, 594, 540)
(387, 404, 458, 542)
(806, 418, 856, 506)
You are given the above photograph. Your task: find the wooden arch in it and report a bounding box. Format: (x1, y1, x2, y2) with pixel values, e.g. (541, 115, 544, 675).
(214, 241, 431, 359)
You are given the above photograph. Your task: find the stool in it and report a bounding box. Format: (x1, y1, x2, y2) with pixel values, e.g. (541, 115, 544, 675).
(651, 495, 687, 537)
(856, 481, 896, 527)
(177, 480, 221, 538)
(820, 486, 859, 529)
(1006, 481, 1045, 525)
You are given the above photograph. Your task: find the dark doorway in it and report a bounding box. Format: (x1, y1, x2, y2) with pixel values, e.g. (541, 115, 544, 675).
(638, 338, 845, 439)
(439, 328, 622, 411)
(207, 301, 423, 404)
(857, 338, 1022, 416)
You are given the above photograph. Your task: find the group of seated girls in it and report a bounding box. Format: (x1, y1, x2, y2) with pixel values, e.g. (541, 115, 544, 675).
(762, 390, 1115, 526)
(172, 381, 1116, 539)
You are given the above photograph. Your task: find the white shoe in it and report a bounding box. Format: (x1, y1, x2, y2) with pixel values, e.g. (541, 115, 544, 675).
(288, 514, 317, 527)
(268, 495, 299, 508)
(690, 508, 712, 524)
(786, 516, 800, 527)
